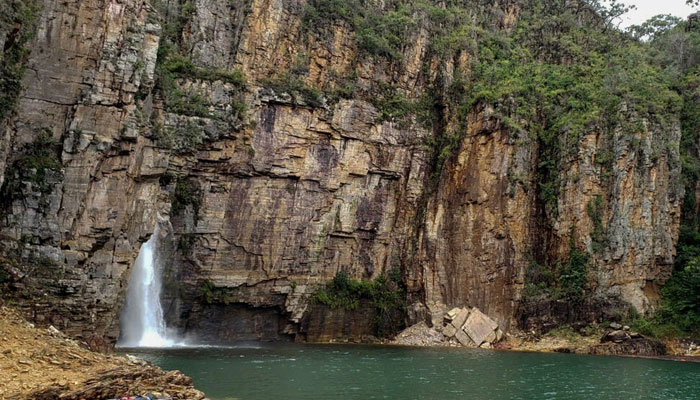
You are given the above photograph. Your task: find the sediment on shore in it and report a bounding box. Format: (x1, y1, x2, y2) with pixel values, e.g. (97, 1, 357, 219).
(0, 306, 207, 400)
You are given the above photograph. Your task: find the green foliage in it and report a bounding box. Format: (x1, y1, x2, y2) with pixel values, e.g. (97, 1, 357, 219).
(261, 74, 324, 108)
(523, 233, 590, 303)
(148, 1, 247, 153)
(200, 279, 215, 304)
(156, 43, 247, 118)
(558, 240, 591, 302)
(159, 171, 175, 187)
(657, 257, 700, 335)
(587, 196, 607, 252)
(628, 14, 683, 41)
(198, 279, 241, 304)
(674, 226, 700, 269)
(312, 269, 406, 336)
(545, 325, 578, 340)
(438, 1, 682, 218)
(156, 119, 208, 154)
(170, 177, 201, 222)
(523, 261, 558, 299)
(0, 265, 9, 284)
(160, 49, 246, 87)
(355, 5, 414, 61)
(178, 233, 196, 255)
(0, 0, 40, 124)
(626, 315, 688, 339)
(302, 0, 414, 61)
(0, 130, 61, 210)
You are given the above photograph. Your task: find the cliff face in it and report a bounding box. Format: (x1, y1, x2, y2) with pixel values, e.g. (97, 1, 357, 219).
(0, 0, 684, 344)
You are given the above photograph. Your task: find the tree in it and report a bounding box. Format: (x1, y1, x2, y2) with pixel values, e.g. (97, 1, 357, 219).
(627, 14, 681, 40)
(585, 0, 637, 30)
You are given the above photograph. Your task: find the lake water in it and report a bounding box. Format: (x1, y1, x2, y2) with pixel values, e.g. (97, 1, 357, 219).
(125, 343, 700, 400)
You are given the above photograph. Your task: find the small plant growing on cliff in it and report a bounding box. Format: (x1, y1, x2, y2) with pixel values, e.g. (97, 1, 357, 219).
(199, 279, 240, 304)
(178, 233, 196, 256)
(170, 177, 201, 222)
(558, 238, 591, 302)
(523, 261, 558, 299)
(587, 195, 607, 253)
(0, 0, 41, 124)
(261, 74, 324, 108)
(0, 130, 62, 211)
(301, 0, 413, 62)
(522, 231, 592, 303)
(200, 279, 215, 304)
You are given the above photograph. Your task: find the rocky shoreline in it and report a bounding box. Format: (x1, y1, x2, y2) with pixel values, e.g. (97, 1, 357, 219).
(4, 302, 699, 400)
(390, 308, 700, 362)
(0, 307, 207, 400)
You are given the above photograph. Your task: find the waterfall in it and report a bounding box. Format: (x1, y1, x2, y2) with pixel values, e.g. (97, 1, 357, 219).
(117, 224, 174, 348)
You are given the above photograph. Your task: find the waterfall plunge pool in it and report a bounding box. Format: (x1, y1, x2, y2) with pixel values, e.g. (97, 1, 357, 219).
(122, 343, 700, 400)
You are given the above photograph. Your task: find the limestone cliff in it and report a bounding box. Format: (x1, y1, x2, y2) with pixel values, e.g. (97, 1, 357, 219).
(0, 0, 686, 344)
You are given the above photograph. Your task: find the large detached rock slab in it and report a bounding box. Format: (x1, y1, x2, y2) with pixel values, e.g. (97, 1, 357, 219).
(463, 308, 500, 347)
(437, 307, 502, 348)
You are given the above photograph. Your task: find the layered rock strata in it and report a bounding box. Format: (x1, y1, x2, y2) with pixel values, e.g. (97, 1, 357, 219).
(0, 0, 684, 344)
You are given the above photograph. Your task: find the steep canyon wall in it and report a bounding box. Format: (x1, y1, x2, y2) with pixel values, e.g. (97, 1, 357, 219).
(0, 0, 683, 344)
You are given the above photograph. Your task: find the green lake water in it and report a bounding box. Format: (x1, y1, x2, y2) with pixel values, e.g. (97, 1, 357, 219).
(125, 343, 700, 400)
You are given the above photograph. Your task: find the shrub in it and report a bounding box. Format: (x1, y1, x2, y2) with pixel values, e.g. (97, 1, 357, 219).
(154, 120, 206, 153)
(658, 257, 700, 335)
(261, 74, 324, 108)
(587, 195, 607, 252)
(170, 177, 201, 222)
(312, 269, 406, 336)
(0, 1, 40, 124)
(0, 130, 61, 210)
(301, 0, 413, 62)
(200, 279, 215, 304)
(558, 242, 590, 302)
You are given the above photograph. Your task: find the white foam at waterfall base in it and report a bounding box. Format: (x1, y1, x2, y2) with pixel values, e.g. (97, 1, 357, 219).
(116, 225, 175, 348)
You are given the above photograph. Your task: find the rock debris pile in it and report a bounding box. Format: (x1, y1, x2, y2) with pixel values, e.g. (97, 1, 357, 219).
(0, 306, 207, 400)
(588, 322, 666, 357)
(393, 307, 504, 348)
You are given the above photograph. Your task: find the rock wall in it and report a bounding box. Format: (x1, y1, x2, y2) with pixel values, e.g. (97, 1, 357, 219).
(0, 0, 165, 345)
(0, 0, 684, 344)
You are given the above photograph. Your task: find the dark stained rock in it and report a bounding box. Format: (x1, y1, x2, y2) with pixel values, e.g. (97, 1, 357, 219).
(602, 330, 630, 343)
(589, 338, 667, 357)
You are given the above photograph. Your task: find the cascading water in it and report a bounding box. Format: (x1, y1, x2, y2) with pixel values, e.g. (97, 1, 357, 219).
(117, 224, 174, 348)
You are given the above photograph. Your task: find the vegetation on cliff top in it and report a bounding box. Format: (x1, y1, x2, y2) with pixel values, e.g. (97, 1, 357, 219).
(298, 0, 700, 336)
(637, 11, 700, 339)
(148, 0, 247, 154)
(301, 0, 682, 212)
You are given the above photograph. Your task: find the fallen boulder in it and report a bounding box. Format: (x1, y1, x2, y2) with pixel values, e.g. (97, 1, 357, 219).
(463, 308, 502, 347)
(437, 307, 503, 348)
